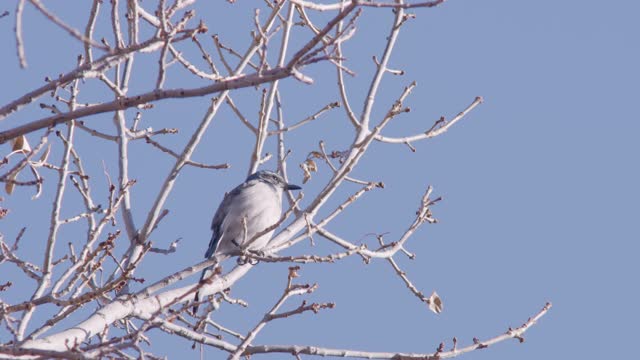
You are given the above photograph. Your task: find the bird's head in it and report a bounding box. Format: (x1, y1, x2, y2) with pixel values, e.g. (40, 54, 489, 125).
(248, 170, 302, 191)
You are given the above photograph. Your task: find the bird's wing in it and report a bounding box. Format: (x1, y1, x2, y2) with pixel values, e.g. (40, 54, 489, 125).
(204, 193, 230, 259)
(204, 181, 255, 259)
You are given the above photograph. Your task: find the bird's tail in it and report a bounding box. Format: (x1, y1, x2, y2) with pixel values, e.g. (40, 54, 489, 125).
(193, 265, 215, 315)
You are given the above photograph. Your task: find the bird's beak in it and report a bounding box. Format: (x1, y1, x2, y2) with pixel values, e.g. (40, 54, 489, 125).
(286, 183, 302, 190)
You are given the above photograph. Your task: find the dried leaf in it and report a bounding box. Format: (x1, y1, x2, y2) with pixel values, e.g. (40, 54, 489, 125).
(5, 136, 35, 195)
(308, 151, 323, 159)
(11, 135, 31, 154)
(306, 159, 317, 172)
(428, 291, 443, 314)
(288, 266, 300, 279)
(300, 159, 317, 184)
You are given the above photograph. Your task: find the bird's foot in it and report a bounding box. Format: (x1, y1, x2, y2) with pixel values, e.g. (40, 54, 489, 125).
(237, 252, 260, 265)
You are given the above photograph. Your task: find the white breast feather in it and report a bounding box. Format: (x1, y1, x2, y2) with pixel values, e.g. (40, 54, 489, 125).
(216, 182, 282, 256)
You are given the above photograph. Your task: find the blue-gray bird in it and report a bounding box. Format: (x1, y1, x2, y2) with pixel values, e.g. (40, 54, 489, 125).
(194, 170, 301, 313)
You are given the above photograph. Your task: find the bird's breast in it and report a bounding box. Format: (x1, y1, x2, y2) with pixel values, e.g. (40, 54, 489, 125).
(221, 182, 282, 250)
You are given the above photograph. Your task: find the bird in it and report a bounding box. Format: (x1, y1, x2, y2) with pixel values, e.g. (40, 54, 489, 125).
(193, 170, 301, 313)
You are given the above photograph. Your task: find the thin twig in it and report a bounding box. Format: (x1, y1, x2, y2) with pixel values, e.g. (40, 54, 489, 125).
(230, 271, 330, 360)
(28, 0, 111, 51)
(268, 101, 339, 135)
(15, 0, 27, 68)
(144, 136, 230, 169)
(0, 30, 197, 120)
(375, 96, 484, 144)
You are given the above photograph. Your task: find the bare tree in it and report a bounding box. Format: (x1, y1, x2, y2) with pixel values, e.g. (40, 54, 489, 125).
(0, 1, 550, 359)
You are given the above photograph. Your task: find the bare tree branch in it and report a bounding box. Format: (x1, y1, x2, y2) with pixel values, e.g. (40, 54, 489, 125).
(0, 1, 549, 358)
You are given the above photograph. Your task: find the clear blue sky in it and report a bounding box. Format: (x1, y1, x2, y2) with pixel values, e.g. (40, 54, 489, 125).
(1, 1, 638, 359)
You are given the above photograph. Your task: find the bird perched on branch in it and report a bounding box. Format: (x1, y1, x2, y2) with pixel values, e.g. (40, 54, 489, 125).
(193, 170, 301, 313)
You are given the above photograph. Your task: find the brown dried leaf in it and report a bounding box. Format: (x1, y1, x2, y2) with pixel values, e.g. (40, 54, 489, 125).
(300, 159, 317, 184)
(11, 135, 31, 154)
(306, 159, 317, 172)
(5, 136, 36, 195)
(428, 291, 443, 314)
(308, 151, 323, 159)
(288, 266, 300, 279)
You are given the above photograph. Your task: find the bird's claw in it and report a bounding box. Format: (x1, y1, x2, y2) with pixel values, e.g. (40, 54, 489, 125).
(236, 252, 260, 265)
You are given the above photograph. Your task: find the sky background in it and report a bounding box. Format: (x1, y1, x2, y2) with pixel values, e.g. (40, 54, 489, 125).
(1, 1, 639, 359)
